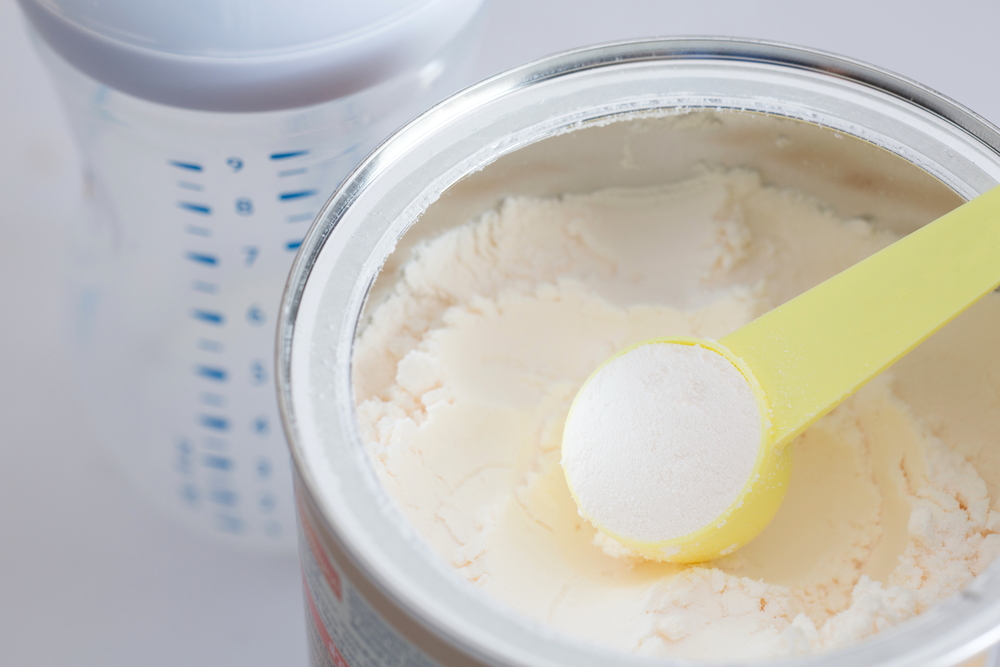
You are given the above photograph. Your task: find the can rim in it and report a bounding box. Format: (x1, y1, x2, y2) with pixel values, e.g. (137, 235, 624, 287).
(278, 36, 1000, 667)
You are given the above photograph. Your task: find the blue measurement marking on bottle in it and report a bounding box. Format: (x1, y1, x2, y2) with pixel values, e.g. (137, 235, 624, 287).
(278, 167, 308, 177)
(215, 514, 245, 534)
(169, 160, 203, 172)
(270, 149, 310, 160)
(332, 142, 363, 160)
(196, 365, 228, 381)
(178, 202, 212, 215)
(200, 414, 230, 431)
(211, 489, 239, 507)
(185, 251, 218, 266)
(257, 458, 273, 479)
(203, 453, 234, 470)
(178, 181, 204, 191)
(186, 225, 211, 237)
(278, 190, 316, 201)
(192, 281, 217, 294)
(287, 212, 313, 223)
(197, 339, 223, 352)
(285, 240, 303, 251)
(192, 309, 225, 325)
(200, 392, 226, 407)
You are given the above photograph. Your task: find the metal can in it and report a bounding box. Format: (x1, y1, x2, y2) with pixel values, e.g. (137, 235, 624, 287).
(278, 38, 1000, 666)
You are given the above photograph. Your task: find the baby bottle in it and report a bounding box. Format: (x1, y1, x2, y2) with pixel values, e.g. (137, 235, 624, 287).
(18, 0, 484, 550)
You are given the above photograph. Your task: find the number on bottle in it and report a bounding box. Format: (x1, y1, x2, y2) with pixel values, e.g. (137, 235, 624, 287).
(250, 360, 268, 385)
(246, 304, 266, 326)
(252, 416, 269, 436)
(259, 492, 277, 512)
(243, 245, 259, 266)
(235, 197, 254, 216)
(227, 157, 244, 172)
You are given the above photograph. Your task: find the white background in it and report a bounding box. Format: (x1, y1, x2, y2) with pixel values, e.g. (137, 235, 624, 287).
(3, 1, 1000, 665)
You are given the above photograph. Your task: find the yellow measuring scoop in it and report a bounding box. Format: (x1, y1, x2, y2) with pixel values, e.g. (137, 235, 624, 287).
(562, 185, 1000, 563)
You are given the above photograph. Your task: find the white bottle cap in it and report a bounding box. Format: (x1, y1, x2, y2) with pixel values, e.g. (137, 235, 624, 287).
(18, 0, 484, 112)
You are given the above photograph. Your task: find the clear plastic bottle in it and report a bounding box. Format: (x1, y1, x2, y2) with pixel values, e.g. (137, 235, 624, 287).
(20, 0, 484, 550)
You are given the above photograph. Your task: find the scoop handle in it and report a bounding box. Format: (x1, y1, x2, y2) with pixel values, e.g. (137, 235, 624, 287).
(720, 185, 1000, 447)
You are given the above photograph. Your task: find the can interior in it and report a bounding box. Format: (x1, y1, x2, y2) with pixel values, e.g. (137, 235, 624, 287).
(348, 108, 1000, 665)
(365, 110, 963, 325)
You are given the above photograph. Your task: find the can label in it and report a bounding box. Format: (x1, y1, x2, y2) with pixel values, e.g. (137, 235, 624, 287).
(298, 492, 442, 667)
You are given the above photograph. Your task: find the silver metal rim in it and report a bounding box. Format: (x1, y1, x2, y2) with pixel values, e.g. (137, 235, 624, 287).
(278, 37, 1000, 667)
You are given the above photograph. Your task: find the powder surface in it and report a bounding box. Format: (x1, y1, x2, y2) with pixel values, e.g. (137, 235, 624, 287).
(563, 343, 761, 542)
(351, 169, 1000, 661)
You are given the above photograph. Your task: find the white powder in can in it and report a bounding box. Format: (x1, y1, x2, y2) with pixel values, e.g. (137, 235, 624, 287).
(561, 342, 762, 543)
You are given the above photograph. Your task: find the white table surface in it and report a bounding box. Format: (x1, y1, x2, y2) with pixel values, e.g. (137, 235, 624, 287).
(3, 1, 1000, 665)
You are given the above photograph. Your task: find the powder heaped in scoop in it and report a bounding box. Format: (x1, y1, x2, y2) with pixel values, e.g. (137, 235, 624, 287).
(562, 342, 762, 543)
